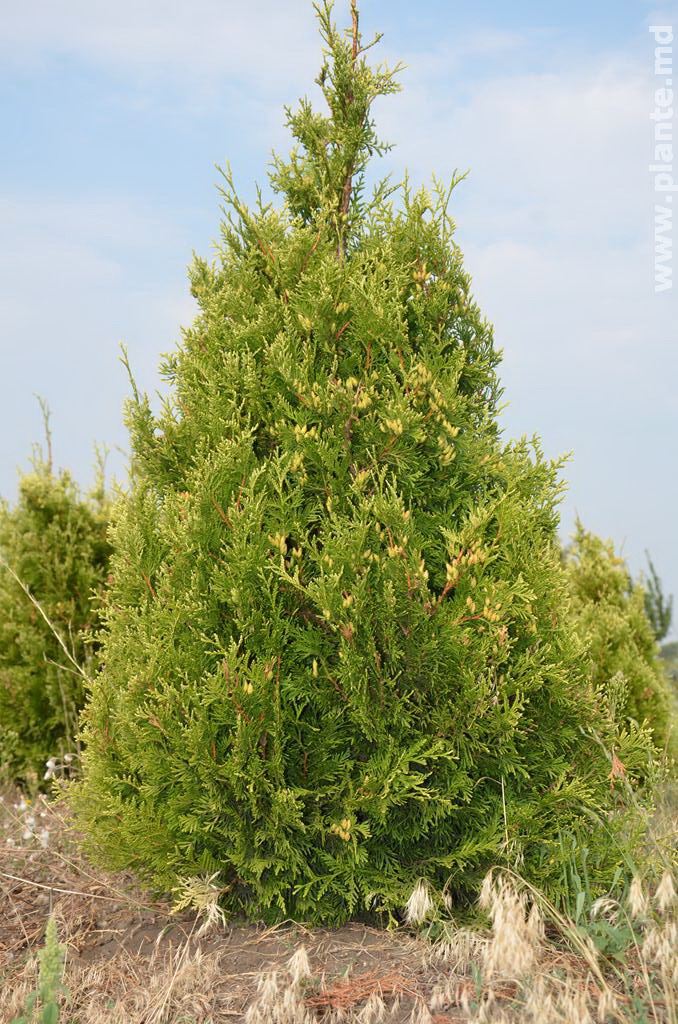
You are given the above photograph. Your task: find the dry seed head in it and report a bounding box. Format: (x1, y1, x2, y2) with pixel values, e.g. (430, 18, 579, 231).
(479, 871, 495, 911)
(404, 878, 434, 926)
(409, 1000, 433, 1024)
(282, 982, 303, 1019)
(527, 901, 544, 944)
(359, 992, 386, 1023)
(628, 876, 649, 918)
(429, 978, 452, 1012)
(482, 877, 540, 979)
(430, 926, 485, 973)
(590, 896, 619, 921)
(249, 970, 280, 1019)
(655, 870, 676, 913)
(643, 918, 678, 970)
(287, 945, 312, 987)
(245, 1001, 263, 1024)
(523, 976, 594, 1024)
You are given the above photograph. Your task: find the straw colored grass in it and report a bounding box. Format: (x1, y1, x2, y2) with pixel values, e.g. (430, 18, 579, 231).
(2, 788, 676, 1023)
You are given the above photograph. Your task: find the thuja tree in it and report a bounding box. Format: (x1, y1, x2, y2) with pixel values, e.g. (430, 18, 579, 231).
(566, 524, 673, 755)
(0, 416, 111, 782)
(644, 552, 673, 644)
(73, 2, 651, 923)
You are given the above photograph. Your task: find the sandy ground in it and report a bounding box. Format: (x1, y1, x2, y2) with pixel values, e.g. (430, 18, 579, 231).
(0, 791, 467, 1022)
(2, 788, 675, 1023)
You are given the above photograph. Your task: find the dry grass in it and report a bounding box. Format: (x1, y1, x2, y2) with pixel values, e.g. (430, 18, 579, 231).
(1, 788, 676, 1024)
(0, 790, 429, 1023)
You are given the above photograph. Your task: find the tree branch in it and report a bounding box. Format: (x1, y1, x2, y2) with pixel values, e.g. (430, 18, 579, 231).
(337, 0, 360, 259)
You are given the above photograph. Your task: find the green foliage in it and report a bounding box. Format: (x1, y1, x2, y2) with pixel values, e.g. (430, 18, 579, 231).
(644, 552, 673, 644)
(10, 914, 67, 1024)
(0, 423, 111, 783)
(565, 524, 673, 755)
(558, 838, 634, 961)
(73, 1, 652, 925)
(660, 641, 678, 689)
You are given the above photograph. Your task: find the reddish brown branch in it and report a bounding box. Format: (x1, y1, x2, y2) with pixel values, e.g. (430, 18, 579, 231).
(334, 319, 351, 341)
(141, 572, 157, 600)
(210, 496, 232, 527)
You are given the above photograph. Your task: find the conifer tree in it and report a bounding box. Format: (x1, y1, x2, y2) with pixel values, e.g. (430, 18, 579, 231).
(73, 1, 651, 923)
(0, 410, 111, 782)
(566, 524, 673, 754)
(644, 552, 673, 644)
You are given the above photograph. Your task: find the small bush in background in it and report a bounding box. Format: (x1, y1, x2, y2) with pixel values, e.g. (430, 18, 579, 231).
(566, 523, 673, 755)
(0, 406, 111, 784)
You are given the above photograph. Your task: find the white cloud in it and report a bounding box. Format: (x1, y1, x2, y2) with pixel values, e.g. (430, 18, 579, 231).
(0, 0, 318, 92)
(375, 42, 677, 591)
(0, 194, 196, 490)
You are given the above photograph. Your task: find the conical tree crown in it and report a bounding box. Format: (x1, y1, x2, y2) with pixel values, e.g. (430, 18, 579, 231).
(271, 0, 399, 247)
(74, 2, 650, 924)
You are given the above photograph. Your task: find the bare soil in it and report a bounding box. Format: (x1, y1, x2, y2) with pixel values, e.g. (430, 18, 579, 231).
(2, 789, 674, 1023)
(0, 791, 465, 1022)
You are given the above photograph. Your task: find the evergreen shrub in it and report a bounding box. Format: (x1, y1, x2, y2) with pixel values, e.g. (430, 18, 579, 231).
(565, 524, 673, 755)
(0, 421, 110, 782)
(73, 1, 652, 923)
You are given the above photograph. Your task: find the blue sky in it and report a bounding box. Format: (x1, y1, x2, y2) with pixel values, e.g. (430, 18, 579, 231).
(1, 0, 677, 615)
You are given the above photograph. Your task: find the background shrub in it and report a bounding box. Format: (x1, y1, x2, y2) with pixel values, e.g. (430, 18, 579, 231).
(565, 523, 673, 755)
(0, 418, 111, 783)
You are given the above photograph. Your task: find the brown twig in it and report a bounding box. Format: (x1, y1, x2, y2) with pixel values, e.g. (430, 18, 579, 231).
(210, 496, 232, 527)
(141, 572, 157, 600)
(334, 319, 351, 341)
